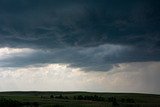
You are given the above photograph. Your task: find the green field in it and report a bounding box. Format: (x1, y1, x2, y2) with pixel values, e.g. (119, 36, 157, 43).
(0, 91, 160, 107)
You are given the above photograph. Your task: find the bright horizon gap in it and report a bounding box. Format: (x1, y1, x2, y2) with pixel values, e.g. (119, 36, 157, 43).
(0, 62, 159, 94)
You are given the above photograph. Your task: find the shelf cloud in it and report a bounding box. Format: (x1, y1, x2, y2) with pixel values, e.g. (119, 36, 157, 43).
(0, 0, 160, 93)
(0, 0, 160, 71)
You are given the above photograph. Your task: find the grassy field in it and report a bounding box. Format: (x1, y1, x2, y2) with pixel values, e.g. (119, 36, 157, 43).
(0, 91, 160, 107)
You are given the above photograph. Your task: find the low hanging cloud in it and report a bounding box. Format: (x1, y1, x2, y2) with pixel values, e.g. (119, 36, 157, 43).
(0, 44, 160, 71)
(0, 44, 127, 71)
(0, 0, 160, 71)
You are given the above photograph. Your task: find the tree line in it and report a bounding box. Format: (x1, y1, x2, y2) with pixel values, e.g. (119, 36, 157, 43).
(49, 94, 135, 105)
(0, 97, 39, 107)
(0, 97, 22, 107)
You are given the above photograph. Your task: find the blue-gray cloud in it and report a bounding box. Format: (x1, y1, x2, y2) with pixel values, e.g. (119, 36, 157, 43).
(0, 0, 160, 71)
(0, 44, 125, 71)
(1, 44, 160, 71)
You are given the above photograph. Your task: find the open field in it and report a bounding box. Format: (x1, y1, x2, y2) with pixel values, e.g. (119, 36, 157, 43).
(0, 91, 160, 107)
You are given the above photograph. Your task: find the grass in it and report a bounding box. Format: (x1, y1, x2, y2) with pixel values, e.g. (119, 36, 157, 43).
(0, 91, 160, 107)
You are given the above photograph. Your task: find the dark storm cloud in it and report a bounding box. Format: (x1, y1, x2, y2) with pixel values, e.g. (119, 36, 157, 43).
(0, 0, 160, 71)
(1, 44, 160, 71)
(0, 44, 125, 71)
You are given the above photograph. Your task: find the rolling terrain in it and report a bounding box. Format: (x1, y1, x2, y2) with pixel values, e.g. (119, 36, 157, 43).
(0, 91, 160, 107)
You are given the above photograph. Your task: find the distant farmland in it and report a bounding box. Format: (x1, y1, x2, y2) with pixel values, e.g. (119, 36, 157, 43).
(0, 91, 160, 107)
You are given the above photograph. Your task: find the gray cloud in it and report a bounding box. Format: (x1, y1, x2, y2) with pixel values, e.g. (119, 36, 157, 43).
(1, 44, 160, 71)
(0, 0, 159, 48)
(0, 44, 125, 71)
(0, 0, 160, 71)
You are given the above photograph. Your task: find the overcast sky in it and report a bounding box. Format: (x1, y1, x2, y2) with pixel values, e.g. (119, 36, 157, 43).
(0, 0, 160, 94)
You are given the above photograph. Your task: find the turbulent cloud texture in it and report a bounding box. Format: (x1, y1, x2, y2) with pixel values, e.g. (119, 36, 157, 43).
(0, 45, 128, 71)
(0, 0, 159, 47)
(0, 0, 160, 93)
(0, 0, 160, 71)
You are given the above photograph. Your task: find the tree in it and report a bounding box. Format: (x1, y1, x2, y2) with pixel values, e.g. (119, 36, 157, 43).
(50, 95, 54, 98)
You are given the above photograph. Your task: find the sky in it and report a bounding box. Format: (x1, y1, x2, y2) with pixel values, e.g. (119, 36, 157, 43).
(0, 0, 160, 94)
